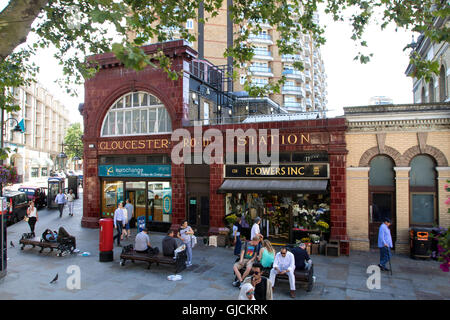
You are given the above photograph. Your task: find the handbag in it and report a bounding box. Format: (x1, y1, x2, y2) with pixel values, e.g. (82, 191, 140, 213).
(190, 235, 197, 248)
(24, 216, 29, 222)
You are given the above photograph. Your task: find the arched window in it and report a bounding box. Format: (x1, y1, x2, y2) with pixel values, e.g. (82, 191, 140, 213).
(428, 78, 435, 102)
(101, 92, 172, 137)
(421, 87, 426, 103)
(439, 65, 447, 102)
(368, 155, 396, 248)
(410, 155, 437, 225)
(369, 155, 395, 187)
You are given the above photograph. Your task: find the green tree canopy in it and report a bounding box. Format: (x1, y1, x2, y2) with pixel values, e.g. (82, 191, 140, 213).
(63, 122, 83, 160)
(0, 0, 448, 104)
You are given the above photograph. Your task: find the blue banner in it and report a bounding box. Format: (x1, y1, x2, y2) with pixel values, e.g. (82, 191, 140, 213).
(98, 165, 171, 178)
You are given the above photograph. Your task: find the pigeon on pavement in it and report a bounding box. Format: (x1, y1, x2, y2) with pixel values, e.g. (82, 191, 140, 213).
(10, 241, 14, 248)
(50, 273, 58, 284)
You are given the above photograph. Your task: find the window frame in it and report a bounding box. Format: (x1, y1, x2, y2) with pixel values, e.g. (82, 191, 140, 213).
(100, 92, 172, 137)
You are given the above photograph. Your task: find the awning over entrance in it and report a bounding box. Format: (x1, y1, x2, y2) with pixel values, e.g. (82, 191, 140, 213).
(217, 179, 328, 193)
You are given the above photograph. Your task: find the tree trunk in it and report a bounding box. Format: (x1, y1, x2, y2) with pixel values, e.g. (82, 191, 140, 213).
(0, 0, 49, 59)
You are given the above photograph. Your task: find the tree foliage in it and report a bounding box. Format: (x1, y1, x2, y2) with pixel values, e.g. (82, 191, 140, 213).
(63, 122, 83, 160)
(0, 0, 448, 104)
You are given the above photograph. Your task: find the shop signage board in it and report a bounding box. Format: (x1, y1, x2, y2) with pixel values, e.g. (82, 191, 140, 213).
(224, 164, 329, 179)
(98, 165, 171, 178)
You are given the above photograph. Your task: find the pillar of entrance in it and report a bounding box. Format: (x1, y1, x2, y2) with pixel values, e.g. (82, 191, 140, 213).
(346, 167, 370, 251)
(394, 167, 411, 254)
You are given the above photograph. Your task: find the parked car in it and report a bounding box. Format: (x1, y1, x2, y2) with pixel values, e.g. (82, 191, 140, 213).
(3, 191, 29, 225)
(18, 186, 47, 209)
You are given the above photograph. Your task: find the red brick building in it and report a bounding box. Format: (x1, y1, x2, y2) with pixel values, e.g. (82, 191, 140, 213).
(80, 40, 349, 255)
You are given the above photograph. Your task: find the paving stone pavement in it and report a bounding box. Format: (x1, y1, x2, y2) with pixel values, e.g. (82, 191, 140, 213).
(1, 189, 449, 300)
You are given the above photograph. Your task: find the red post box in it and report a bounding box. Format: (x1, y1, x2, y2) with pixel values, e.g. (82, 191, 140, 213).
(99, 218, 114, 262)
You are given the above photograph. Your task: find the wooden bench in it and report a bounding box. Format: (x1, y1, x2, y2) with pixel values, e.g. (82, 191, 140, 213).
(120, 248, 187, 274)
(235, 262, 314, 292)
(262, 265, 314, 292)
(19, 235, 76, 256)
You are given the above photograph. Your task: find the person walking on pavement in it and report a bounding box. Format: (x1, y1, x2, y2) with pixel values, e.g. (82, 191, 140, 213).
(378, 217, 393, 272)
(26, 201, 38, 237)
(55, 190, 66, 218)
(66, 189, 75, 217)
(124, 199, 134, 239)
(113, 202, 126, 247)
(233, 215, 242, 256)
(178, 220, 195, 267)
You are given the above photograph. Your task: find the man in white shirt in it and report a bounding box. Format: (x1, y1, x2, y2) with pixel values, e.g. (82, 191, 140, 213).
(269, 247, 296, 298)
(66, 189, 76, 217)
(55, 190, 66, 218)
(250, 217, 263, 244)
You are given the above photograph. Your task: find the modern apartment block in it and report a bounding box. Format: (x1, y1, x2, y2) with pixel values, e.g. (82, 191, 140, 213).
(405, 15, 449, 103)
(4, 82, 72, 182)
(153, 2, 328, 116)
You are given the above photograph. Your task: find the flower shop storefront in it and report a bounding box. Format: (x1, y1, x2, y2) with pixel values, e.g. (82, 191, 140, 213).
(219, 162, 331, 245)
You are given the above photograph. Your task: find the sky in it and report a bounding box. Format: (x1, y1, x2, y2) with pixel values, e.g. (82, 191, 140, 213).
(1, 1, 416, 121)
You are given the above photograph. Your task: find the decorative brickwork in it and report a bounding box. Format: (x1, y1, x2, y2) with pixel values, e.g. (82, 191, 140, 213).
(403, 145, 448, 166)
(358, 146, 404, 167)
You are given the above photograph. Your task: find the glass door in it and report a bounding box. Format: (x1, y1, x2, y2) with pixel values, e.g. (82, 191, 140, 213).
(187, 193, 210, 235)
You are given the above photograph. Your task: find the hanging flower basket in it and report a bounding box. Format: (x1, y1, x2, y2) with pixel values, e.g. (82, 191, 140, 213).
(0, 165, 18, 185)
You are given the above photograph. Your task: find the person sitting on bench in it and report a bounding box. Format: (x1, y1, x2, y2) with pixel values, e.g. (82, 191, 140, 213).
(135, 228, 152, 253)
(57, 226, 76, 248)
(269, 246, 296, 298)
(163, 229, 181, 257)
(233, 236, 260, 288)
(42, 229, 58, 242)
(291, 242, 312, 271)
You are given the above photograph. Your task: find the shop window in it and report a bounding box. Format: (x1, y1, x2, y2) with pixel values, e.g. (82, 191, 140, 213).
(410, 155, 437, 225)
(148, 181, 172, 223)
(369, 155, 395, 187)
(101, 91, 172, 137)
(31, 167, 39, 178)
(102, 181, 124, 216)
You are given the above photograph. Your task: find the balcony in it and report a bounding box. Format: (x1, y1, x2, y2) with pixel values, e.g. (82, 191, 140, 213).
(282, 69, 305, 82)
(305, 84, 312, 94)
(249, 66, 273, 77)
(306, 98, 312, 108)
(281, 54, 302, 62)
(282, 86, 304, 96)
(253, 50, 274, 61)
(303, 60, 311, 69)
(248, 33, 273, 45)
(303, 47, 310, 56)
(283, 101, 304, 111)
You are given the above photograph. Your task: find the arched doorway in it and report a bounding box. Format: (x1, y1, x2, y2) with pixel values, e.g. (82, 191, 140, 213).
(369, 155, 396, 249)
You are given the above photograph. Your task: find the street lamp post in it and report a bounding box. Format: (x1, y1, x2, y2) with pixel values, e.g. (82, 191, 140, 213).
(0, 114, 24, 197)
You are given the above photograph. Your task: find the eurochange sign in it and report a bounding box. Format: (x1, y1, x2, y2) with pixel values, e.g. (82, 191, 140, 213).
(98, 165, 171, 178)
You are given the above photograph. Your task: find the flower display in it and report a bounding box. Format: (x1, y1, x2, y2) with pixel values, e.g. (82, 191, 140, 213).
(0, 165, 18, 185)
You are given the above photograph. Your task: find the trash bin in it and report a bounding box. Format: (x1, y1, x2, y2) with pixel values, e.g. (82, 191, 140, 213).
(137, 216, 146, 233)
(409, 227, 434, 259)
(99, 218, 114, 262)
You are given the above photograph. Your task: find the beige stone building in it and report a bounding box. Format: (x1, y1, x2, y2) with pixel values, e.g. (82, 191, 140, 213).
(344, 102, 450, 254)
(4, 82, 72, 182)
(405, 15, 449, 103)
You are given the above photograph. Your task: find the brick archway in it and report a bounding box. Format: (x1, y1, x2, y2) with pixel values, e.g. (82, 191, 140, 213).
(359, 146, 404, 167)
(403, 145, 448, 166)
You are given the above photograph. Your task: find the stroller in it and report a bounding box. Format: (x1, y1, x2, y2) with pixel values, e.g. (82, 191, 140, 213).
(56, 227, 76, 256)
